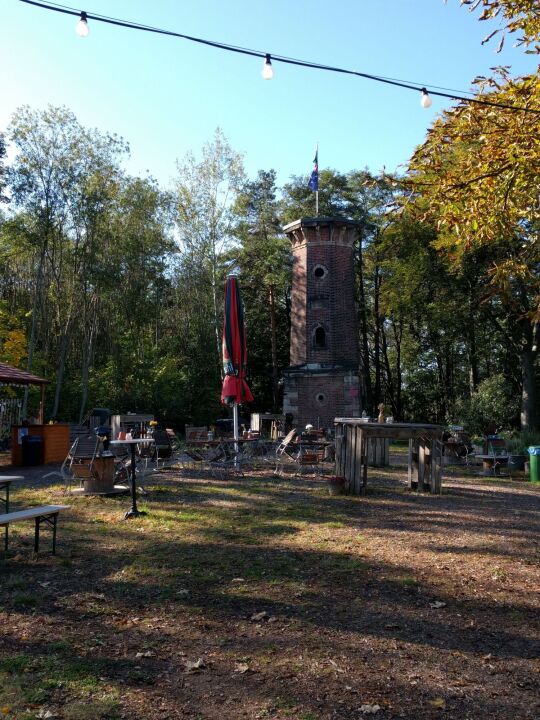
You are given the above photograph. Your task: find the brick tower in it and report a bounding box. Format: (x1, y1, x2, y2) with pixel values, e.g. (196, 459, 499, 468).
(282, 217, 361, 430)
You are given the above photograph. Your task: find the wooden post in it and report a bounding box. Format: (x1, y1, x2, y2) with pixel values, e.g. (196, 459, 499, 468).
(410, 438, 420, 490)
(335, 424, 343, 477)
(432, 439, 442, 494)
(354, 426, 363, 494)
(418, 442, 426, 492)
(346, 427, 356, 496)
(361, 431, 368, 495)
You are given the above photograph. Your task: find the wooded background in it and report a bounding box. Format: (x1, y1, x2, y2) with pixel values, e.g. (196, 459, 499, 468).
(0, 2, 538, 434)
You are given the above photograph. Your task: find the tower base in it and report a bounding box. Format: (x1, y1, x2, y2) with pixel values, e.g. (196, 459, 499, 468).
(283, 364, 360, 431)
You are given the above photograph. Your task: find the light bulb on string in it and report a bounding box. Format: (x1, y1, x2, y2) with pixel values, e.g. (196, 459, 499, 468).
(420, 87, 432, 108)
(262, 54, 274, 80)
(75, 11, 89, 37)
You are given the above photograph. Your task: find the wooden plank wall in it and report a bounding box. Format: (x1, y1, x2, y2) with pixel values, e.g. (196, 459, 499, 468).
(336, 424, 390, 494)
(11, 424, 70, 465)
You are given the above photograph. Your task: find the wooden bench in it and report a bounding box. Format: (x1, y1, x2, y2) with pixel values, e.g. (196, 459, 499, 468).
(0, 505, 70, 554)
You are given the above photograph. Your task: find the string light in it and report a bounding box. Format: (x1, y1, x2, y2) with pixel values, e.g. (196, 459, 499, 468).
(420, 88, 432, 109)
(17, 0, 540, 114)
(262, 53, 274, 80)
(75, 10, 89, 37)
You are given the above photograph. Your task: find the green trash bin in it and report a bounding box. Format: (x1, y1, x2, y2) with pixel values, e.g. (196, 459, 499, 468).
(528, 446, 540, 482)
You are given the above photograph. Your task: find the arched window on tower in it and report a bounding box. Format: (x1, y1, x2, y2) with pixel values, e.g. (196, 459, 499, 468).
(314, 326, 326, 349)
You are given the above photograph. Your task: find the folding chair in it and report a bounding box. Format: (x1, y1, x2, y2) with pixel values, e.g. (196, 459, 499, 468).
(486, 438, 509, 475)
(110, 441, 131, 484)
(45, 436, 99, 493)
(266, 429, 298, 475)
(297, 449, 322, 476)
(165, 428, 181, 453)
(151, 429, 175, 469)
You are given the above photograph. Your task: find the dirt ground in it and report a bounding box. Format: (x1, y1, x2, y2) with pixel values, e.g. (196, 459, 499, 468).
(0, 453, 539, 720)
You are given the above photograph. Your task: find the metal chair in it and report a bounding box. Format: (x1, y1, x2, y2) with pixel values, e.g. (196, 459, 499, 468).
(486, 438, 509, 475)
(266, 429, 298, 475)
(43, 436, 99, 493)
(297, 449, 322, 476)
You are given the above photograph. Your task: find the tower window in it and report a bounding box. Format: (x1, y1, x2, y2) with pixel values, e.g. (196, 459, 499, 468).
(314, 326, 326, 348)
(313, 264, 328, 280)
(316, 393, 327, 405)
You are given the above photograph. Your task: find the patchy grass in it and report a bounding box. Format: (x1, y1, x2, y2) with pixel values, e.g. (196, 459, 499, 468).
(0, 465, 539, 719)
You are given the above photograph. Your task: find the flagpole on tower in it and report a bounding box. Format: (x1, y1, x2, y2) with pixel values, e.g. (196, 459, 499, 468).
(315, 143, 319, 216)
(308, 143, 319, 216)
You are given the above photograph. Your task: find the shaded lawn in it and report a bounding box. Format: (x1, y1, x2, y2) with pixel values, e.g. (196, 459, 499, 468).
(0, 464, 539, 720)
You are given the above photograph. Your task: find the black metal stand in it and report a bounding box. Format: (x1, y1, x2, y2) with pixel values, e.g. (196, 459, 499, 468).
(125, 443, 146, 519)
(34, 513, 58, 553)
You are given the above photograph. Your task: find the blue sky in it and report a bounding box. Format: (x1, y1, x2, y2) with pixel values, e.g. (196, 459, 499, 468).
(1, 0, 536, 187)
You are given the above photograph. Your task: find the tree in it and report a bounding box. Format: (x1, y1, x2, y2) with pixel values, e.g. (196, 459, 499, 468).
(232, 170, 291, 411)
(459, 0, 540, 52)
(406, 70, 540, 429)
(7, 105, 128, 417)
(173, 129, 245, 384)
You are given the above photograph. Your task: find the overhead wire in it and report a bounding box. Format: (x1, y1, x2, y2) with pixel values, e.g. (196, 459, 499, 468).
(17, 0, 540, 114)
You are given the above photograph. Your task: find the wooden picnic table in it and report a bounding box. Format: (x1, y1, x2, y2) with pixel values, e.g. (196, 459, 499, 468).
(334, 419, 444, 495)
(476, 454, 509, 476)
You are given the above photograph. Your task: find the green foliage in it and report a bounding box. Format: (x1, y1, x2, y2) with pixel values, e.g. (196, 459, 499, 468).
(456, 374, 520, 434)
(504, 430, 540, 455)
(232, 170, 291, 411)
(0, 101, 534, 433)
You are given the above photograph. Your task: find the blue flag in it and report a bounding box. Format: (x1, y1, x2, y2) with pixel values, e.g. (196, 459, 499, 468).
(308, 149, 318, 191)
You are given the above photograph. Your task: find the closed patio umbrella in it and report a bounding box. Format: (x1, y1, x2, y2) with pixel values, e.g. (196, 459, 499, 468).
(221, 275, 253, 446)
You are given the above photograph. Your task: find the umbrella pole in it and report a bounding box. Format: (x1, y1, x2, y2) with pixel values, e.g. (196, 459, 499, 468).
(233, 403, 239, 467)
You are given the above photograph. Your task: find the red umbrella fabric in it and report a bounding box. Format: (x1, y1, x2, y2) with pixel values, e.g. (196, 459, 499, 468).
(221, 275, 254, 406)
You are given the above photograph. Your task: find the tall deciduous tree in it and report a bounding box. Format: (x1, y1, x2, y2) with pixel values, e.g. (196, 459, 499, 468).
(407, 70, 540, 429)
(7, 105, 128, 416)
(174, 129, 245, 382)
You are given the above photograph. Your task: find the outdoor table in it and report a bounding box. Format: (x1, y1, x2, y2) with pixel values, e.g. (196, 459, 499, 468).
(294, 439, 334, 462)
(0, 475, 24, 547)
(334, 419, 444, 495)
(110, 439, 154, 519)
(476, 454, 509, 476)
(0, 475, 24, 513)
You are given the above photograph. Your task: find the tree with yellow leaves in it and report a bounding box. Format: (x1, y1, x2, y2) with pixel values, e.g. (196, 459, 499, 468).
(406, 67, 539, 429)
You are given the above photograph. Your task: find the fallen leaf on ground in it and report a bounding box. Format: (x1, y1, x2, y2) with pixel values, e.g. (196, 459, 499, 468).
(135, 651, 156, 658)
(430, 601, 447, 609)
(234, 662, 250, 673)
(359, 704, 381, 714)
(184, 658, 206, 673)
(429, 697, 446, 708)
(250, 611, 268, 622)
